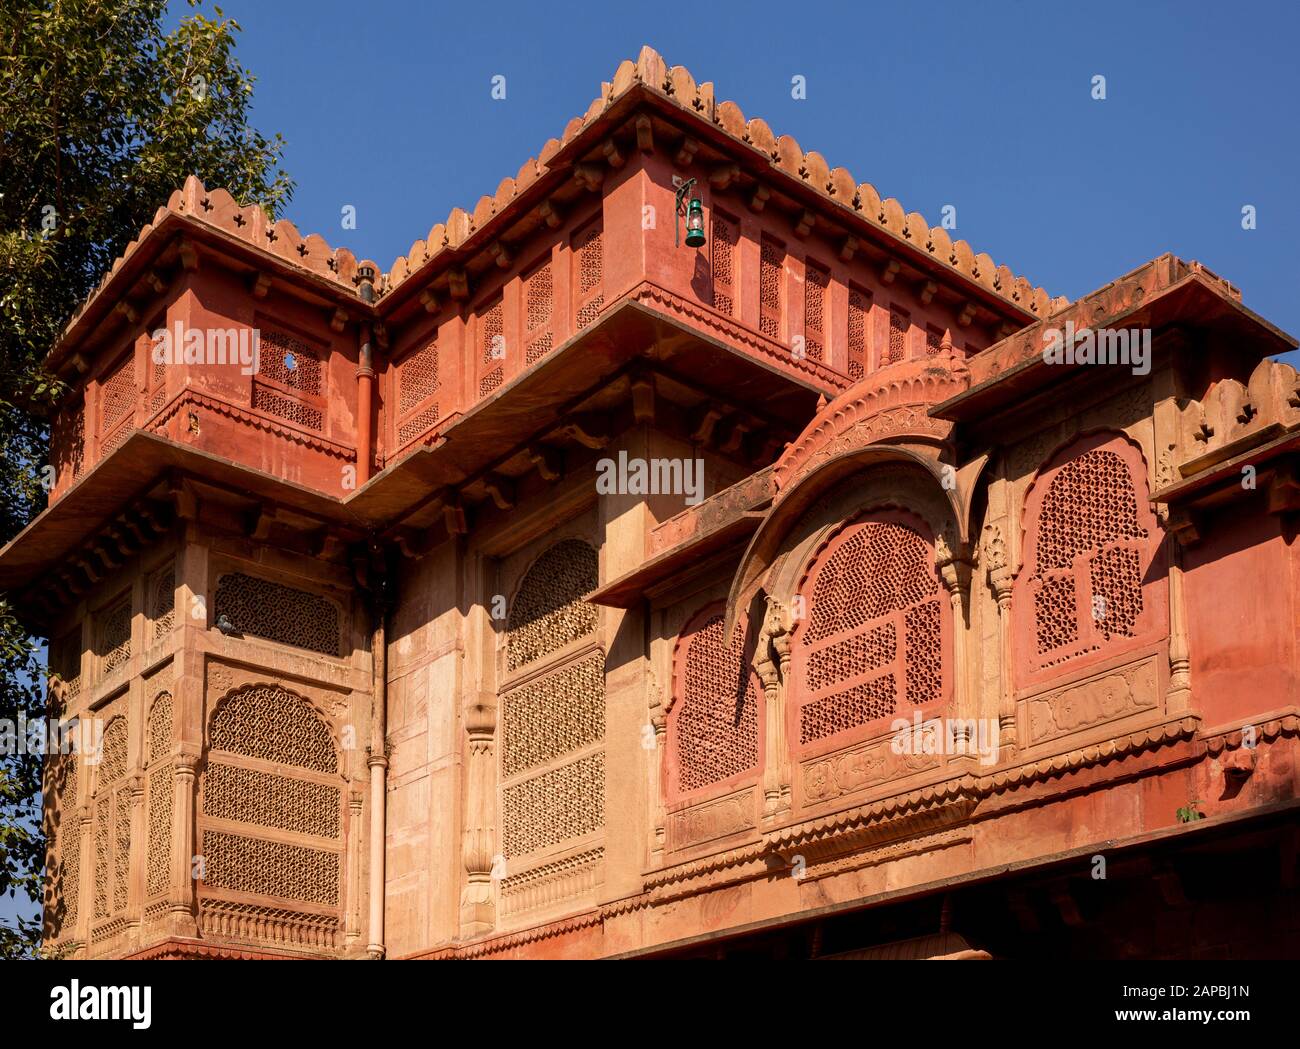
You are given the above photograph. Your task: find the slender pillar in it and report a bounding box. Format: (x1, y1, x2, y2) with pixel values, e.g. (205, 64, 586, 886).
(126, 772, 146, 939)
(936, 531, 977, 758)
(167, 743, 201, 939)
(983, 524, 1017, 753)
(1163, 522, 1196, 713)
(459, 692, 497, 935)
(367, 609, 388, 958)
(758, 595, 792, 823)
(647, 671, 667, 857)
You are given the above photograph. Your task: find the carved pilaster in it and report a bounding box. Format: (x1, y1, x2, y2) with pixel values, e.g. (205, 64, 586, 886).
(346, 790, 364, 944)
(460, 692, 497, 935)
(936, 530, 977, 758)
(126, 772, 146, 936)
(758, 596, 792, 823)
(983, 523, 1017, 753)
(1164, 533, 1193, 713)
(76, 805, 93, 950)
(647, 671, 666, 856)
(167, 743, 200, 939)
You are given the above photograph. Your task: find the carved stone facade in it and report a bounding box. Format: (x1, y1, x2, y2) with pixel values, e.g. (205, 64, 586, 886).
(15, 49, 1300, 960)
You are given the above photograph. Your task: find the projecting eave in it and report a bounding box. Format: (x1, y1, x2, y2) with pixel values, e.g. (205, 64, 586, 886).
(931, 256, 1298, 424)
(350, 292, 830, 536)
(588, 467, 775, 609)
(0, 430, 367, 601)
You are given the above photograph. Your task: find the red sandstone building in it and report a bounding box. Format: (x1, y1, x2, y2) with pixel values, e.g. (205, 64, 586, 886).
(9, 49, 1300, 960)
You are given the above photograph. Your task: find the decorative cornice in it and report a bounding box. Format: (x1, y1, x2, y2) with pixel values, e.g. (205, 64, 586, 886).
(382, 48, 1062, 316)
(773, 354, 968, 495)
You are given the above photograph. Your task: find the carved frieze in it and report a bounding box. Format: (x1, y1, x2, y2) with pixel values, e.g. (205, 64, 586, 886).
(802, 737, 942, 805)
(1023, 655, 1159, 745)
(668, 789, 755, 850)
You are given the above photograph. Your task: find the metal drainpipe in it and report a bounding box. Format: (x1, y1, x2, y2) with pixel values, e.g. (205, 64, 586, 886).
(365, 545, 391, 959)
(355, 268, 376, 486)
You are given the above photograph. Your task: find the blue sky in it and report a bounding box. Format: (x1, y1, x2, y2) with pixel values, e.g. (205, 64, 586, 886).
(7, 0, 1296, 938)
(183, 0, 1299, 358)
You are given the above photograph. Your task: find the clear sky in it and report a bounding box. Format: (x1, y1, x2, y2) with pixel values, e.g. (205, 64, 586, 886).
(177, 0, 1299, 361)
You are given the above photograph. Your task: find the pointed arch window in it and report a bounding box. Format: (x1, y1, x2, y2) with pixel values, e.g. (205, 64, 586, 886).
(790, 509, 950, 753)
(1018, 433, 1165, 680)
(666, 605, 761, 800)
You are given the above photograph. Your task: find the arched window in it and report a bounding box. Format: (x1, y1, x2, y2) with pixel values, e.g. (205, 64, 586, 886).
(1019, 433, 1163, 680)
(791, 509, 949, 752)
(145, 691, 173, 900)
(92, 715, 130, 921)
(667, 606, 761, 799)
(198, 684, 343, 938)
(46, 750, 79, 939)
(500, 538, 604, 861)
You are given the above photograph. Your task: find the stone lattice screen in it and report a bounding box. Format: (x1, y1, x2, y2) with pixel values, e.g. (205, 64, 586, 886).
(667, 607, 761, 798)
(95, 596, 132, 680)
(792, 511, 948, 750)
(803, 260, 829, 363)
(394, 338, 440, 450)
(500, 539, 605, 859)
(252, 329, 325, 432)
(523, 257, 555, 365)
(92, 715, 130, 925)
(212, 572, 341, 657)
(98, 352, 137, 455)
(1019, 433, 1163, 680)
(478, 295, 505, 398)
(847, 286, 870, 380)
(759, 234, 784, 339)
(198, 684, 344, 941)
(711, 211, 738, 317)
(146, 690, 174, 901)
(50, 628, 83, 701)
(573, 221, 603, 331)
(47, 754, 79, 939)
(150, 564, 175, 644)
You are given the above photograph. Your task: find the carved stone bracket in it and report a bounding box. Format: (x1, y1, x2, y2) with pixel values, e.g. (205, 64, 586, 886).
(758, 595, 792, 823)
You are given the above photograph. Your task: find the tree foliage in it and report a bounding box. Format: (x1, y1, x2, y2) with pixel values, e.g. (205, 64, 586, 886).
(0, 0, 293, 956)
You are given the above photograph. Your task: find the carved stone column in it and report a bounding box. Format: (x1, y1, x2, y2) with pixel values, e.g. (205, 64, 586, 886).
(75, 803, 93, 953)
(1161, 512, 1198, 714)
(167, 742, 201, 939)
(758, 596, 792, 823)
(460, 692, 497, 936)
(936, 531, 977, 759)
(983, 524, 1017, 753)
(126, 772, 146, 939)
(346, 790, 364, 945)
(646, 672, 666, 857)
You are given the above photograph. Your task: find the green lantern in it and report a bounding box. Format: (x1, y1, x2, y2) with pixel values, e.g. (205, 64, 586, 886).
(684, 197, 706, 247)
(674, 176, 707, 249)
